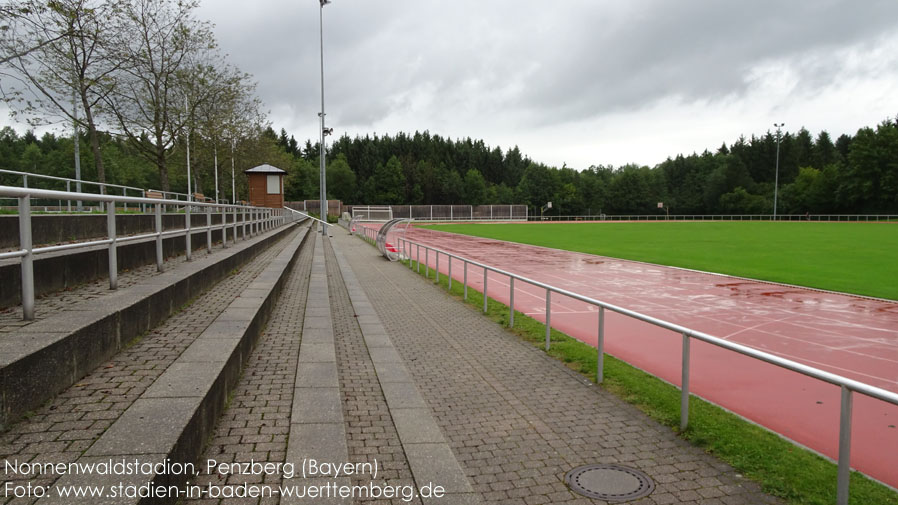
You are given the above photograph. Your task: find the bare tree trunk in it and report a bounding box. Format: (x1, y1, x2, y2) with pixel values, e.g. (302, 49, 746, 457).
(81, 93, 106, 192)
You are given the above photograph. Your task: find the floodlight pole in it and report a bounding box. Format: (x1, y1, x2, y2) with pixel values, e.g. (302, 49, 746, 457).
(185, 96, 192, 202)
(773, 122, 784, 221)
(318, 0, 330, 235)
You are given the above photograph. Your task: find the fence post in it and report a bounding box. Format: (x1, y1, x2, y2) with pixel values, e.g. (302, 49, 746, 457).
(206, 205, 212, 253)
(107, 201, 118, 290)
(509, 277, 515, 328)
(680, 333, 691, 431)
(448, 256, 452, 290)
(463, 260, 468, 300)
(483, 267, 488, 313)
(185, 203, 192, 261)
(417, 244, 421, 273)
(19, 196, 35, 320)
(222, 206, 228, 248)
(155, 203, 163, 272)
(122, 187, 128, 212)
(597, 307, 605, 383)
(545, 289, 551, 350)
(233, 206, 238, 242)
(425, 248, 429, 278)
(837, 386, 853, 505)
(435, 251, 440, 283)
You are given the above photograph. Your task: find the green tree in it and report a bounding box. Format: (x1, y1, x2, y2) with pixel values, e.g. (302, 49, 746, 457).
(326, 153, 356, 203)
(370, 155, 404, 204)
(463, 168, 487, 205)
(516, 163, 559, 210)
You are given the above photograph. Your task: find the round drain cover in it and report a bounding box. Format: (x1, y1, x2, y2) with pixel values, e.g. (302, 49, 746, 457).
(565, 464, 654, 502)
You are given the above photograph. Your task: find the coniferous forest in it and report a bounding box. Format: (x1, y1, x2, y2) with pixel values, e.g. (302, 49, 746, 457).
(2, 116, 897, 215)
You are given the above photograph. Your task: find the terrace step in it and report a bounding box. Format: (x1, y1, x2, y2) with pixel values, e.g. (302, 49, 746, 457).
(0, 220, 301, 430)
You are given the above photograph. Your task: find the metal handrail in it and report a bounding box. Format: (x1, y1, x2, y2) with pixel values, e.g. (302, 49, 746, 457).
(283, 207, 329, 234)
(380, 232, 898, 505)
(2, 185, 287, 321)
(0, 168, 203, 211)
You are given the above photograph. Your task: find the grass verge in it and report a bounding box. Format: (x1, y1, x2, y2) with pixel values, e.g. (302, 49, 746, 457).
(399, 256, 898, 505)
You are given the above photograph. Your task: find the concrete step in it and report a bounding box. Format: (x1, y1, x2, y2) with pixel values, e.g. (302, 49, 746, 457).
(0, 221, 300, 430)
(18, 224, 312, 504)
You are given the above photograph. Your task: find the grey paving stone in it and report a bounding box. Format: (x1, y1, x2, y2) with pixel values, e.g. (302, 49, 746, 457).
(368, 346, 404, 364)
(143, 361, 224, 398)
(286, 423, 349, 463)
(373, 361, 414, 383)
(297, 342, 336, 363)
(295, 362, 340, 389)
(291, 388, 343, 424)
(404, 443, 475, 494)
(85, 397, 197, 456)
(391, 408, 447, 444)
(381, 381, 428, 409)
(178, 337, 240, 363)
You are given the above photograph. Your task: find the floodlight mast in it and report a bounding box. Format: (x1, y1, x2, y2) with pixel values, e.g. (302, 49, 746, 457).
(773, 123, 784, 220)
(318, 0, 330, 235)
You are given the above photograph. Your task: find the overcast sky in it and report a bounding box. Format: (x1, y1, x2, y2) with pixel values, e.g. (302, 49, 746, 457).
(6, 0, 898, 170)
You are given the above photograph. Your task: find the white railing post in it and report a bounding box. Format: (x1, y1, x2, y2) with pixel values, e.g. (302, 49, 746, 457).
(206, 204, 212, 253)
(509, 277, 515, 327)
(222, 206, 228, 248)
(155, 203, 163, 272)
(597, 307, 605, 383)
(463, 260, 468, 300)
(185, 204, 192, 261)
(681, 333, 691, 431)
(19, 195, 35, 320)
(107, 201, 118, 290)
(425, 248, 429, 278)
(448, 256, 452, 290)
(545, 289, 551, 350)
(837, 386, 853, 505)
(483, 267, 488, 313)
(435, 251, 440, 283)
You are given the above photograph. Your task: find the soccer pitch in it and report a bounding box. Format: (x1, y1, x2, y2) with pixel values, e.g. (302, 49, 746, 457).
(419, 221, 898, 301)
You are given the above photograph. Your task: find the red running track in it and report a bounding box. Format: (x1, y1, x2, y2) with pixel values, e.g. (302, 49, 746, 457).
(366, 223, 898, 487)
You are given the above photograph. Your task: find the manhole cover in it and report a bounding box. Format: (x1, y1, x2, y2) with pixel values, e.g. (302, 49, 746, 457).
(565, 464, 654, 502)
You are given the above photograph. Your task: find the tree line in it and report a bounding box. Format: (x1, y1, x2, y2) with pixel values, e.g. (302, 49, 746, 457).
(3, 116, 895, 215)
(1, 0, 266, 200)
(276, 117, 898, 215)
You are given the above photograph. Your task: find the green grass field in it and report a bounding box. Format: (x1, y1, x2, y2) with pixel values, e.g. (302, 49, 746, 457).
(419, 222, 898, 300)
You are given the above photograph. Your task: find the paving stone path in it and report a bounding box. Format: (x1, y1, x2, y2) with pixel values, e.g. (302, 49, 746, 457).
(332, 231, 781, 505)
(0, 228, 298, 504)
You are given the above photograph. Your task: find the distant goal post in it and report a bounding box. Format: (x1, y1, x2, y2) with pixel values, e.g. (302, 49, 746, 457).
(351, 205, 393, 222)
